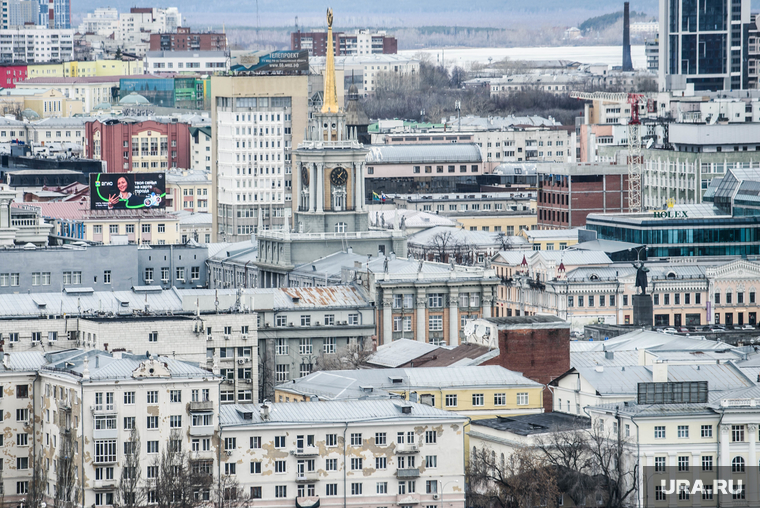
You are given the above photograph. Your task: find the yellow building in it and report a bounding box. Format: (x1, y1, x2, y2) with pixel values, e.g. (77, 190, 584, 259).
(456, 213, 537, 235)
(27, 60, 144, 79)
(521, 228, 579, 251)
(82, 216, 181, 245)
(165, 168, 213, 213)
(0, 88, 84, 118)
(274, 365, 545, 421)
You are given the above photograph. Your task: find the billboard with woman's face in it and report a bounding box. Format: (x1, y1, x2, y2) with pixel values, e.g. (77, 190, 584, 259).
(90, 172, 166, 210)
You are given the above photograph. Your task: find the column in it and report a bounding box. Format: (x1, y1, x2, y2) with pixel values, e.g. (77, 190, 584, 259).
(358, 162, 365, 211)
(352, 163, 359, 211)
(691, 452, 702, 508)
(482, 288, 493, 319)
(448, 288, 459, 347)
(316, 163, 324, 213)
(308, 164, 315, 213)
(749, 424, 758, 506)
(667, 452, 677, 508)
(382, 295, 393, 345)
(415, 289, 427, 343)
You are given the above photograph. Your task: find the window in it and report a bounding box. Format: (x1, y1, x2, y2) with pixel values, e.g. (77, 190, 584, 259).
(170, 390, 181, 403)
(348, 313, 359, 325)
(377, 482, 387, 494)
(276, 364, 289, 382)
(677, 456, 689, 471)
(494, 393, 506, 406)
(732, 425, 745, 442)
(701, 425, 713, 438)
(472, 393, 484, 406)
(147, 391, 158, 404)
(351, 483, 362, 496)
(146, 416, 158, 429)
(149, 331, 158, 343)
(517, 392, 529, 405)
(732, 456, 745, 472)
(654, 426, 666, 439)
(425, 455, 437, 468)
(95, 440, 117, 463)
(375, 457, 387, 469)
(425, 430, 437, 444)
(326, 434, 337, 447)
(428, 315, 443, 331)
(428, 294, 443, 307)
(147, 441, 159, 454)
(326, 458, 338, 471)
(170, 415, 182, 428)
(124, 392, 135, 404)
(350, 433, 362, 446)
(225, 437, 237, 450)
(274, 436, 286, 448)
(350, 458, 363, 470)
(375, 432, 386, 445)
(654, 457, 666, 472)
(325, 484, 338, 496)
(677, 425, 689, 438)
(275, 486, 287, 498)
(702, 455, 713, 471)
(426, 480, 438, 494)
(445, 394, 457, 407)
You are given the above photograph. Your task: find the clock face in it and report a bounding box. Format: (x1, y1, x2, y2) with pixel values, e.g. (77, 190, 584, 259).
(301, 166, 309, 186)
(330, 167, 348, 186)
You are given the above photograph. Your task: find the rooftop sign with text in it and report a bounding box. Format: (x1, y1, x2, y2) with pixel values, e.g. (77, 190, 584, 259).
(231, 50, 309, 75)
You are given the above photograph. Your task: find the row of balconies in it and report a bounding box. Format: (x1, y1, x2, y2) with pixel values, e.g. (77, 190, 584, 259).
(292, 468, 421, 483)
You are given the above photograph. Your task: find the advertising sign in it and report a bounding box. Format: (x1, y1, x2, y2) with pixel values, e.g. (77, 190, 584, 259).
(231, 50, 309, 75)
(90, 172, 166, 210)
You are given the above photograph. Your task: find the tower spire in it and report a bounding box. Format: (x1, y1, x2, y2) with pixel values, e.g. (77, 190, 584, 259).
(321, 7, 339, 114)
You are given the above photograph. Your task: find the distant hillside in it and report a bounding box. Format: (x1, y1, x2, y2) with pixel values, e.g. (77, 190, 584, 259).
(579, 10, 648, 32)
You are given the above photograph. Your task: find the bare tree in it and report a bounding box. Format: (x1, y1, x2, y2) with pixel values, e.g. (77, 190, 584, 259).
(117, 428, 144, 508)
(258, 338, 275, 402)
(429, 230, 457, 262)
(315, 341, 373, 371)
(26, 452, 49, 508)
(586, 421, 638, 508)
(55, 423, 78, 508)
(534, 424, 598, 506)
(214, 474, 250, 508)
(467, 445, 560, 508)
(147, 432, 212, 508)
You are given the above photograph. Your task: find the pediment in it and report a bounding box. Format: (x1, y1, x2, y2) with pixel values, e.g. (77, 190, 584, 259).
(707, 259, 760, 280)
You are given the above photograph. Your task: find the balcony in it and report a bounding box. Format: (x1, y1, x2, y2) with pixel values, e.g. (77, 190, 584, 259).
(396, 494, 420, 505)
(396, 468, 420, 479)
(293, 446, 319, 457)
(295, 471, 320, 482)
(396, 443, 419, 454)
(188, 400, 213, 412)
(93, 480, 118, 490)
(190, 425, 214, 437)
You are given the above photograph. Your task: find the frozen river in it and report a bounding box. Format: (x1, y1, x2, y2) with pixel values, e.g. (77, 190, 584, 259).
(399, 45, 648, 70)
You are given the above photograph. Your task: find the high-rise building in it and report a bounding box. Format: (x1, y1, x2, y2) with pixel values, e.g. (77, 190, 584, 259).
(210, 74, 311, 241)
(53, 0, 68, 28)
(291, 28, 397, 56)
(659, 0, 750, 91)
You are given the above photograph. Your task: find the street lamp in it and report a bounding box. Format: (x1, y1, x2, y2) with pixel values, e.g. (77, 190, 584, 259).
(629, 244, 648, 263)
(439, 479, 459, 505)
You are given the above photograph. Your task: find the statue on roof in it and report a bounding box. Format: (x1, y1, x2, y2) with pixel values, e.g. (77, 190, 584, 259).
(633, 260, 649, 295)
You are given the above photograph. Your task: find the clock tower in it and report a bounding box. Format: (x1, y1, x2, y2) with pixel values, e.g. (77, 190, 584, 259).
(293, 8, 370, 235)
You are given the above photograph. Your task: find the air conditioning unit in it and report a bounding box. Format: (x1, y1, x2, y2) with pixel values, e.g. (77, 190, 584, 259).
(206, 336, 214, 341)
(242, 334, 249, 340)
(246, 379, 252, 384)
(48, 340, 55, 346)
(237, 359, 245, 365)
(288, 323, 294, 327)
(225, 450, 233, 456)
(314, 321, 320, 326)
(433, 494, 440, 500)
(341, 321, 348, 325)
(224, 335, 231, 340)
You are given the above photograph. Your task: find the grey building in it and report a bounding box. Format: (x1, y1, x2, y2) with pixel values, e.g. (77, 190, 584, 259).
(0, 242, 210, 294)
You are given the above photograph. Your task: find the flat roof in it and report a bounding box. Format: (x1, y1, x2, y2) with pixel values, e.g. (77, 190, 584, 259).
(471, 413, 590, 436)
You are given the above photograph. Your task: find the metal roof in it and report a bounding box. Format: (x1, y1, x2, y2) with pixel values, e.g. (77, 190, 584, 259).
(367, 339, 439, 368)
(578, 330, 741, 353)
(278, 365, 541, 401)
(219, 399, 463, 427)
(0, 351, 46, 371)
(570, 350, 640, 368)
(408, 225, 500, 247)
(365, 144, 482, 164)
(276, 285, 371, 309)
(524, 229, 579, 240)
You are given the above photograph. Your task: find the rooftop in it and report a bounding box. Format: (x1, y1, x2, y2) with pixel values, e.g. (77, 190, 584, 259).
(277, 365, 541, 401)
(219, 399, 463, 427)
(471, 413, 590, 436)
(365, 143, 482, 164)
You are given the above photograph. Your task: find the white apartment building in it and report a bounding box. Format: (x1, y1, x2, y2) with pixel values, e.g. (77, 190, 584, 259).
(0, 349, 221, 508)
(310, 54, 420, 94)
(117, 7, 181, 57)
(146, 50, 228, 74)
(0, 27, 74, 63)
(16, 77, 117, 113)
(472, 127, 575, 169)
(219, 400, 466, 508)
(77, 7, 119, 36)
(191, 125, 212, 171)
(25, 116, 87, 148)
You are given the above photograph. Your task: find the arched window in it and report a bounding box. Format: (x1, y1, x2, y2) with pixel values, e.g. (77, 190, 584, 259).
(733, 456, 745, 472)
(334, 222, 347, 233)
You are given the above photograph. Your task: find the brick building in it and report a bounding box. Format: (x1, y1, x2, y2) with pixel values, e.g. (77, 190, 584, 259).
(537, 162, 630, 229)
(0, 64, 27, 88)
(84, 117, 191, 172)
(149, 27, 227, 51)
(291, 29, 397, 56)
(466, 315, 571, 412)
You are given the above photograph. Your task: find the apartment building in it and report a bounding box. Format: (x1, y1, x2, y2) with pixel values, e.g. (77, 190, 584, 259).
(219, 400, 465, 508)
(146, 51, 228, 74)
(291, 29, 397, 57)
(117, 7, 182, 56)
(0, 27, 74, 63)
(165, 168, 212, 213)
(309, 54, 418, 94)
(0, 349, 220, 508)
(190, 125, 211, 171)
(149, 27, 227, 52)
(211, 74, 312, 240)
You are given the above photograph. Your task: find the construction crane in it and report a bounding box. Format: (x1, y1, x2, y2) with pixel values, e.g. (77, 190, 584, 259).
(570, 91, 647, 213)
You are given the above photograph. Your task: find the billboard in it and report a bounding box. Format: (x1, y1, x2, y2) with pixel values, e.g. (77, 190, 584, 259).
(90, 172, 166, 210)
(231, 50, 309, 75)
